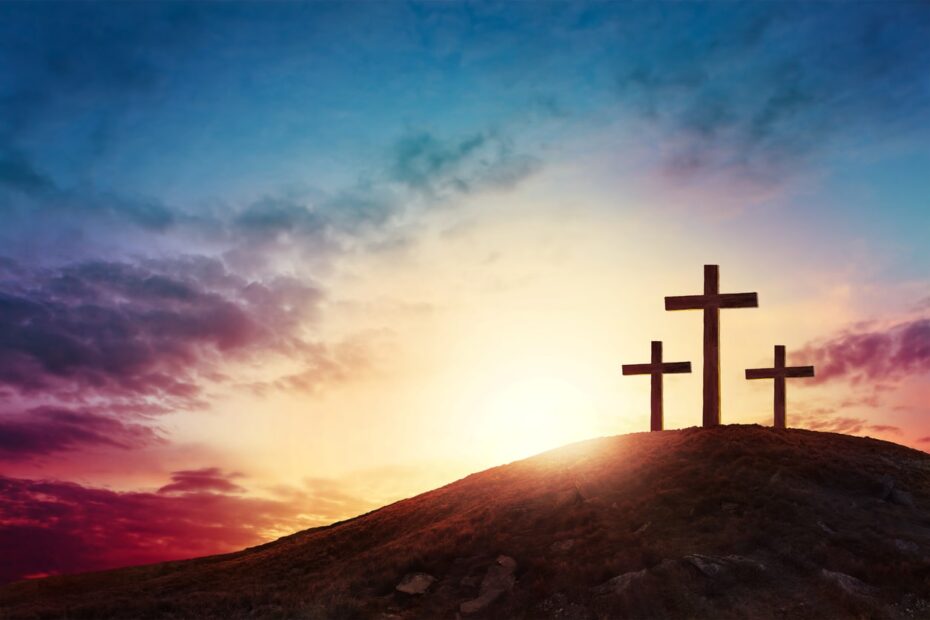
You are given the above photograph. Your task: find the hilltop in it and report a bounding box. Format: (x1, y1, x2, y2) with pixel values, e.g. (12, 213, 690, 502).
(2, 425, 930, 619)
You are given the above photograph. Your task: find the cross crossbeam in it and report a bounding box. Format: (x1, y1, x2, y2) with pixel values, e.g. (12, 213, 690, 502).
(745, 345, 815, 428)
(665, 265, 757, 427)
(622, 341, 691, 431)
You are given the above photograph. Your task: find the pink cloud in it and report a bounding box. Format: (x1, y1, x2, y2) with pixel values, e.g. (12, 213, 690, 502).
(0, 474, 303, 584)
(798, 317, 930, 384)
(0, 257, 326, 408)
(0, 406, 162, 460)
(793, 412, 900, 436)
(158, 467, 244, 495)
(0, 467, 384, 585)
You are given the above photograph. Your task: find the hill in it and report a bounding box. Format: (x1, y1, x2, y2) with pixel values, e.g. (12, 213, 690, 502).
(2, 425, 930, 619)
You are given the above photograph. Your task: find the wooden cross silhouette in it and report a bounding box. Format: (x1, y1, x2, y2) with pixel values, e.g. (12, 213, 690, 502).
(622, 341, 691, 431)
(745, 345, 815, 429)
(665, 265, 758, 427)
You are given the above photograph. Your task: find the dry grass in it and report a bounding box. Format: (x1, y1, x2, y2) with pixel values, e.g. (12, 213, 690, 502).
(2, 425, 930, 619)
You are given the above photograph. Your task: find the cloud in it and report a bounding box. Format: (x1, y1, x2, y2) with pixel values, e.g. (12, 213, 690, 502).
(158, 467, 244, 495)
(265, 331, 389, 396)
(0, 469, 388, 584)
(806, 417, 899, 436)
(791, 409, 900, 436)
(279, 477, 381, 525)
(798, 318, 930, 385)
(0, 474, 312, 584)
(604, 3, 930, 182)
(218, 129, 541, 272)
(232, 197, 329, 240)
(0, 407, 162, 460)
(388, 131, 541, 198)
(0, 256, 330, 408)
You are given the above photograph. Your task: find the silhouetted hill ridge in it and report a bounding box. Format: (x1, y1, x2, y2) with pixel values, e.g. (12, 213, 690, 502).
(2, 425, 930, 619)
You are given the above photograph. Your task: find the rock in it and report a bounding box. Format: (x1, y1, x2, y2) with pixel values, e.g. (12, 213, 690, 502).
(395, 572, 436, 595)
(895, 539, 919, 554)
(820, 569, 876, 598)
(496, 555, 517, 573)
(684, 554, 766, 578)
(460, 585, 507, 614)
(726, 555, 767, 572)
(878, 475, 896, 501)
(551, 539, 575, 553)
(460, 555, 517, 615)
(817, 520, 837, 535)
(592, 569, 648, 596)
(890, 488, 914, 507)
(878, 475, 915, 506)
(685, 554, 726, 577)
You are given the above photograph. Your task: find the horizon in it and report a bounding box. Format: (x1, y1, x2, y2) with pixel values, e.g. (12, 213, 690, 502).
(1, 1, 929, 584)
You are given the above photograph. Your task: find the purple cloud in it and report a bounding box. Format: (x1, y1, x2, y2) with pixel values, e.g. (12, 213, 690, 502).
(0, 475, 307, 584)
(0, 472, 378, 584)
(0, 256, 326, 408)
(792, 411, 900, 436)
(0, 406, 161, 460)
(158, 467, 244, 495)
(798, 318, 930, 384)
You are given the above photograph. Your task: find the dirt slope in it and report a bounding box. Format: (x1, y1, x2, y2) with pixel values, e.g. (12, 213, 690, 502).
(2, 425, 930, 619)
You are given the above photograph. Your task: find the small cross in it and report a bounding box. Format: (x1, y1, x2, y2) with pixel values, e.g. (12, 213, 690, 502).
(745, 345, 815, 429)
(622, 341, 692, 431)
(665, 265, 758, 427)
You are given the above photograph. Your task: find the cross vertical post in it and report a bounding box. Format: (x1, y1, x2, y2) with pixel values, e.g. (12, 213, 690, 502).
(665, 265, 758, 427)
(622, 340, 691, 431)
(773, 345, 786, 428)
(703, 265, 720, 429)
(746, 344, 815, 428)
(650, 340, 663, 431)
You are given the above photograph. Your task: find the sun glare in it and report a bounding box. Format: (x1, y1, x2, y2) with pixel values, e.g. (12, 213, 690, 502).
(468, 358, 596, 463)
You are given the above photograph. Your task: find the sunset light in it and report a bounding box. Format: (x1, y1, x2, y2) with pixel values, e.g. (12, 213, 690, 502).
(467, 357, 597, 463)
(1, 4, 929, 616)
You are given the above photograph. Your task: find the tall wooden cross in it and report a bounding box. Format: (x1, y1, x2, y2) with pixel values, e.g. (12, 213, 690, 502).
(745, 345, 815, 429)
(665, 265, 758, 427)
(622, 341, 691, 431)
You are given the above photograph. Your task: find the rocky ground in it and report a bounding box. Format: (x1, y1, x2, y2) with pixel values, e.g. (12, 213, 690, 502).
(2, 425, 930, 619)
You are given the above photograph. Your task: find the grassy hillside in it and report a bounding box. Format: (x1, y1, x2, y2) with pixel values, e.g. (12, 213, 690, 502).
(2, 425, 930, 619)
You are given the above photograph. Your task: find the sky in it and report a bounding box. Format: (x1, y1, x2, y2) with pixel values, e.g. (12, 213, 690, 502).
(1, 1, 929, 583)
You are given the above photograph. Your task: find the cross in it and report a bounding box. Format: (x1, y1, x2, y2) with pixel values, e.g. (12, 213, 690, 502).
(745, 345, 814, 429)
(622, 341, 691, 431)
(665, 265, 758, 427)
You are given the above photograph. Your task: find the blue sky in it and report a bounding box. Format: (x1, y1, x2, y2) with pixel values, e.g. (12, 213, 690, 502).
(4, 3, 928, 216)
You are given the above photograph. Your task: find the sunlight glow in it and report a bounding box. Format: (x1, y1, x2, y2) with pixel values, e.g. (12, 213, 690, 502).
(467, 357, 596, 463)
